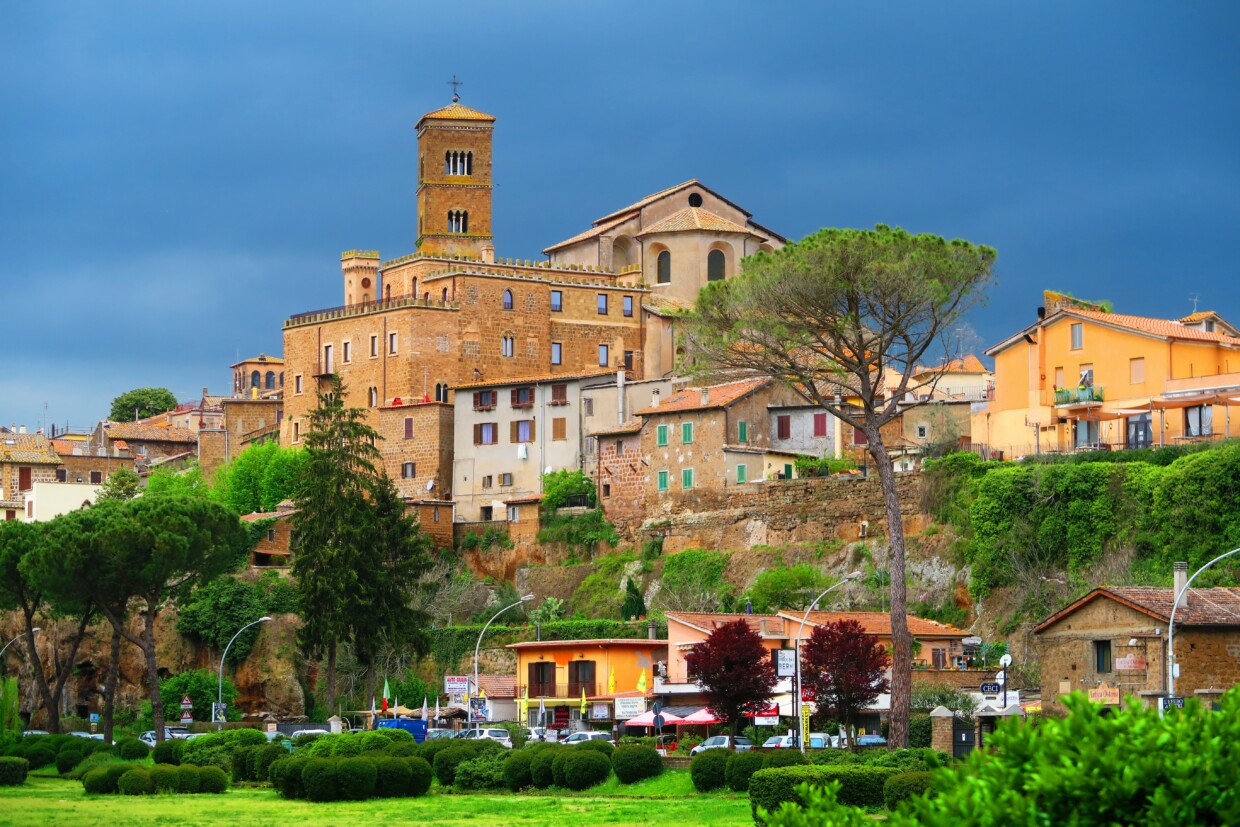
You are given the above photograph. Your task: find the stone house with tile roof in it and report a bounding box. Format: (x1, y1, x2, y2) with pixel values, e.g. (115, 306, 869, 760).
(1034, 563, 1240, 714)
(87, 420, 198, 470)
(0, 432, 60, 521)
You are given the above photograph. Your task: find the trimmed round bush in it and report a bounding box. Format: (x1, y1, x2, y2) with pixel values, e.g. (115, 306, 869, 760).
(373, 756, 412, 797)
(562, 749, 610, 791)
(433, 745, 476, 787)
(612, 745, 662, 784)
(117, 738, 150, 761)
(6, 744, 28, 760)
(726, 750, 765, 792)
(301, 758, 338, 802)
(573, 738, 615, 758)
(0, 756, 29, 786)
(413, 737, 455, 765)
(67, 751, 123, 781)
(884, 770, 935, 810)
(748, 765, 902, 818)
(551, 749, 573, 788)
(360, 732, 389, 752)
(251, 743, 286, 783)
(455, 754, 506, 790)
(82, 767, 112, 795)
(56, 749, 84, 775)
(765, 749, 809, 768)
(269, 756, 309, 799)
(198, 765, 229, 794)
(24, 746, 55, 770)
(303, 734, 340, 757)
(330, 736, 363, 757)
(691, 749, 729, 792)
(152, 739, 183, 766)
(406, 757, 433, 797)
(386, 741, 417, 757)
(175, 764, 201, 794)
(336, 756, 378, 800)
(375, 727, 414, 743)
(232, 745, 257, 782)
(530, 747, 558, 788)
(118, 767, 153, 796)
(503, 750, 534, 791)
(150, 764, 179, 793)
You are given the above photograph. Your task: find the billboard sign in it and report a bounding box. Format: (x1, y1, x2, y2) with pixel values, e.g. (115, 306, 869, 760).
(445, 675, 471, 695)
(776, 649, 797, 678)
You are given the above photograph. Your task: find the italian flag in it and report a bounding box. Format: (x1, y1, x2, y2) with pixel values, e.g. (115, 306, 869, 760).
(382, 678, 390, 713)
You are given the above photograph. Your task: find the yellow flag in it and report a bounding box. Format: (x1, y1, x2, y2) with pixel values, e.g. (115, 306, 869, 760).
(517, 685, 528, 720)
(636, 669, 647, 693)
(479, 687, 487, 700)
(580, 687, 587, 715)
(608, 668, 616, 695)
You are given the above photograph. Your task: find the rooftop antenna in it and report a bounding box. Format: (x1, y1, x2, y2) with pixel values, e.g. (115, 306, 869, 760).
(1189, 293, 1200, 313)
(447, 74, 463, 103)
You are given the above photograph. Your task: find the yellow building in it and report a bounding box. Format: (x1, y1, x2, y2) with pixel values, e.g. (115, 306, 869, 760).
(977, 292, 1240, 458)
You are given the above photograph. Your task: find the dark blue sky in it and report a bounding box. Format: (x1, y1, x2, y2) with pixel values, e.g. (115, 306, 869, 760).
(3, 2, 1237, 430)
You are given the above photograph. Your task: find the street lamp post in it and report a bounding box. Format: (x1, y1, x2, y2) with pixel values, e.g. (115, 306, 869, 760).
(217, 617, 272, 730)
(1167, 547, 1240, 705)
(474, 595, 534, 732)
(0, 627, 39, 674)
(794, 572, 862, 754)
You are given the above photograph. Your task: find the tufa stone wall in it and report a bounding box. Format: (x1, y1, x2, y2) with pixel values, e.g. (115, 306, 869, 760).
(377, 402, 454, 500)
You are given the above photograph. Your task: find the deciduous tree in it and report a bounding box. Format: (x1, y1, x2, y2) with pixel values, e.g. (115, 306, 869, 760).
(109, 387, 178, 422)
(800, 619, 889, 748)
(685, 618, 778, 740)
(686, 225, 995, 746)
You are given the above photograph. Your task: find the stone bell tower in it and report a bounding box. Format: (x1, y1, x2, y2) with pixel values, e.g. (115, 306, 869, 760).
(414, 93, 496, 259)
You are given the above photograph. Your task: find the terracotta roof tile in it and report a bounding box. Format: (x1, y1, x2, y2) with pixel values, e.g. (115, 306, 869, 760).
(666, 612, 789, 637)
(453, 369, 616, 391)
(917, 354, 989, 376)
(1179, 311, 1216, 323)
(634, 378, 769, 416)
(0, 433, 60, 465)
(786, 611, 970, 638)
(477, 675, 517, 699)
(1064, 309, 1240, 346)
(103, 422, 197, 443)
(637, 207, 759, 237)
(589, 419, 643, 437)
(543, 213, 637, 253)
(595, 180, 702, 224)
(1035, 587, 1240, 632)
(416, 102, 496, 125)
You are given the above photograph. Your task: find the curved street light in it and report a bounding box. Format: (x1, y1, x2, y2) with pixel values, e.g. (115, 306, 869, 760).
(217, 617, 272, 730)
(1167, 548, 1240, 705)
(474, 595, 535, 732)
(795, 572, 863, 754)
(0, 627, 39, 672)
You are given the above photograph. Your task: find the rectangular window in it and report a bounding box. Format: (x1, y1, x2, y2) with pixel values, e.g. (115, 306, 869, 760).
(656, 424, 668, 447)
(474, 422, 497, 445)
(1054, 366, 1065, 388)
(295, 375, 303, 394)
(474, 390, 495, 410)
(550, 290, 563, 312)
(404, 417, 414, 439)
(624, 351, 634, 371)
(1185, 405, 1213, 437)
(389, 332, 398, 354)
(551, 342, 562, 365)
(480, 506, 493, 521)
(1130, 357, 1145, 385)
(481, 475, 493, 489)
(657, 470, 669, 491)
(916, 424, 928, 439)
(738, 420, 748, 443)
(551, 384, 567, 404)
(682, 422, 694, 444)
(552, 417, 567, 441)
(370, 335, 378, 357)
(777, 415, 791, 440)
(507, 505, 519, 522)
(813, 413, 828, 438)
(55, 468, 67, 482)
(584, 398, 594, 416)
(323, 344, 333, 373)
(681, 468, 694, 489)
(597, 294, 608, 315)
(293, 421, 300, 442)
(736, 464, 747, 484)
(1071, 323, 1083, 350)
(512, 387, 534, 408)
(500, 472, 513, 486)
(853, 427, 868, 445)
(401, 462, 415, 479)
(1079, 365, 1094, 387)
(623, 295, 633, 317)
(598, 344, 609, 367)
(342, 341, 351, 363)
(1094, 640, 1112, 673)
(89, 470, 102, 484)
(511, 419, 534, 443)
(601, 482, 611, 497)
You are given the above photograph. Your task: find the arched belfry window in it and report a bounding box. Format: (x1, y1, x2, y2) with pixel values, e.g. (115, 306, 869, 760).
(448, 210, 469, 233)
(462, 211, 468, 233)
(466, 151, 473, 175)
(707, 249, 726, 282)
(265, 371, 276, 389)
(657, 250, 671, 285)
(250, 370, 261, 388)
(503, 289, 514, 310)
(444, 151, 451, 175)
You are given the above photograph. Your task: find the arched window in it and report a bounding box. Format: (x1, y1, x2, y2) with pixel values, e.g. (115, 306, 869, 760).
(657, 250, 671, 284)
(466, 151, 473, 175)
(447, 210, 454, 232)
(385, 284, 391, 301)
(250, 370, 261, 388)
(368, 387, 378, 407)
(410, 277, 417, 297)
(444, 151, 451, 175)
(461, 211, 468, 233)
(502, 289, 513, 310)
(265, 371, 276, 389)
(707, 249, 726, 282)
(435, 383, 448, 402)
(279, 372, 284, 387)
(442, 287, 449, 303)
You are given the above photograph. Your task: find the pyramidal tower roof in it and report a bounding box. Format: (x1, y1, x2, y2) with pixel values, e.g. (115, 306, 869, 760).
(416, 99, 496, 129)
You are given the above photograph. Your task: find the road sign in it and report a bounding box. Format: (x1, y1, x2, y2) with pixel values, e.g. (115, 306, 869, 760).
(998, 654, 1013, 668)
(180, 694, 193, 709)
(652, 714, 665, 729)
(652, 700, 662, 715)
(800, 703, 811, 735)
(180, 709, 193, 724)
(212, 703, 227, 724)
(980, 682, 1002, 694)
(1161, 696, 1185, 711)
(89, 713, 100, 724)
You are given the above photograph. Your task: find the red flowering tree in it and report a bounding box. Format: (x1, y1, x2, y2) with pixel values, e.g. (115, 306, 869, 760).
(801, 619, 890, 749)
(685, 618, 778, 741)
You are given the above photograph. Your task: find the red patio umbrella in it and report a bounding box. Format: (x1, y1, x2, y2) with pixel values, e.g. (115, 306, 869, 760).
(623, 709, 687, 727)
(680, 708, 725, 725)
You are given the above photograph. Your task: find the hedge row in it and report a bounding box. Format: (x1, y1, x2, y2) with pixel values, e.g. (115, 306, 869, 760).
(269, 755, 432, 801)
(232, 743, 288, 782)
(883, 771, 935, 810)
(0, 757, 28, 786)
(82, 763, 227, 795)
(749, 766, 903, 822)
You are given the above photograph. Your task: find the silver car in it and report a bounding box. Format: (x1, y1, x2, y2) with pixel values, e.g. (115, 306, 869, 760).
(689, 735, 752, 755)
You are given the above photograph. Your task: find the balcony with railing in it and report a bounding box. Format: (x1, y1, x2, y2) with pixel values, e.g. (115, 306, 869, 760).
(1054, 386, 1105, 406)
(519, 682, 597, 699)
(1162, 371, 1240, 397)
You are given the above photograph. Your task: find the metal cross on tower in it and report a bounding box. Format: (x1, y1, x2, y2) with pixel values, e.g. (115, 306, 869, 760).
(447, 75, 463, 103)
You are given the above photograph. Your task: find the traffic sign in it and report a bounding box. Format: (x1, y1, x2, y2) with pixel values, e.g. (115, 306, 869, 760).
(1161, 696, 1185, 711)
(980, 682, 1002, 694)
(652, 714, 665, 729)
(180, 695, 193, 709)
(89, 713, 100, 724)
(180, 709, 193, 724)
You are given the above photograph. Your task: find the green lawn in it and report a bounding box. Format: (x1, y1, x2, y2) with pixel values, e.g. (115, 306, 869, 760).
(0, 773, 753, 827)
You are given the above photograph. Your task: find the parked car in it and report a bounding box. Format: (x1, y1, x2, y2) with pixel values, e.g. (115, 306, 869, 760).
(21, 730, 49, 737)
(762, 735, 794, 749)
(138, 727, 191, 748)
(425, 728, 456, 740)
(689, 735, 752, 756)
(807, 733, 833, 749)
(856, 734, 887, 747)
(67, 731, 94, 740)
(526, 727, 558, 743)
(560, 731, 614, 747)
(289, 729, 330, 741)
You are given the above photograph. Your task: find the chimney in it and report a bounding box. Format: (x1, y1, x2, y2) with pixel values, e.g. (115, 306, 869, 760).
(758, 618, 768, 637)
(616, 370, 626, 424)
(700, 388, 710, 405)
(650, 388, 660, 408)
(202, 386, 209, 400)
(18, 425, 26, 434)
(535, 621, 542, 642)
(647, 618, 657, 640)
(480, 244, 496, 264)
(1174, 561, 1189, 609)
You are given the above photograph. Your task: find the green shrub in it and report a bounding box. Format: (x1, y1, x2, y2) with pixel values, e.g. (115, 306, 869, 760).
(331, 736, 363, 757)
(503, 750, 534, 791)
(251, 743, 285, 783)
(373, 756, 412, 797)
(551, 748, 573, 788)
(455, 753, 507, 790)
(412, 737, 455, 765)
(749, 766, 901, 821)
(433, 744, 476, 787)
(175, 764, 201, 794)
(612, 745, 662, 784)
(406, 756, 432, 797)
(765, 749, 808, 769)
(270, 756, 309, 798)
(573, 738, 615, 758)
(24, 746, 55, 769)
(691, 749, 729, 792)
(304, 733, 340, 758)
(232, 745, 257, 781)
(0, 756, 28, 786)
(301, 757, 338, 802)
(152, 739, 183, 766)
(150, 764, 179, 793)
(82, 762, 135, 795)
(56, 749, 84, 775)
(198, 764, 228, 793)
(530, 746, 558, 788)
(117, 738, 150, 761)
(562, 749, 610, 791)
(908, 715, 932, 748)
(883, 771, 935, 810)
(360, 732, 389, 752)
(726, 750, 765, 792)
(118, 767, 153, 796)
(336, 756, 378, 800)
(66, 751, 123, 780)
(862, 748, 947, 772)
(386, 741, 417, 757)
(373, 727, 414, 743)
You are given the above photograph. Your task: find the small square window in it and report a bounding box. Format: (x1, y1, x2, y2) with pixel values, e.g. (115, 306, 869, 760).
(402, 462, 415, 479)
(1071, 323, 1083, 350)
(500, 472, 513, 486)
(1094, 640, 1112, 673)
(623, 296, 633, 317)
(389, 332, 398, 354)
(481, 475, 493, 489)
(738, 421, 748, 443)
(601, 482, 611, 498)
(551, 342, 562, 365)
(624, 351, 634, 371)
(598, 344, 609, 367)
(342, 342, 351, 363)
(267, 528, 276, 542)
(657, 470, 669, 491)
(507, 505, 519, 522)
(370, 335, 378, 357)
(295, 375, 303, 394)
(916, 424, 928, 439)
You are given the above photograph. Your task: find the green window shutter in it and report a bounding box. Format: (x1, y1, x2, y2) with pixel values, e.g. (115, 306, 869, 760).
(738, 421, 748, 443)
(737, 464, 747, 484)
(657, 470, 668, 491)
(682, 468, 694, 489)
(657, 425, 668, 447)
(682, 422, 693, 444)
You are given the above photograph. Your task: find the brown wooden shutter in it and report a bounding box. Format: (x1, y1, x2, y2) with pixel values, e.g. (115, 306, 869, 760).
(511, 389, 519, 406)
(510, 421, 519, 443)
(473, 392, 480, 409)
(404, 417, 413, 439)
(474, 423, 482, 445)
(552, 418, 566, 440)
(778, 415, 791, 440)
(530, 417, 536, 442)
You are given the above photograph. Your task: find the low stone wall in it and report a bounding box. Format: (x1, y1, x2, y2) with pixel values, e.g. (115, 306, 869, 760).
(912, 668, 995, 691)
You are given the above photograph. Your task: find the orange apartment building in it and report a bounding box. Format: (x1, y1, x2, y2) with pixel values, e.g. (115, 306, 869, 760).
(977, 292, 1240, 458)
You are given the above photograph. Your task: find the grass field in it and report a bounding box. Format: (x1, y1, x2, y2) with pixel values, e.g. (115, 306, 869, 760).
(0, 772, 754, 827)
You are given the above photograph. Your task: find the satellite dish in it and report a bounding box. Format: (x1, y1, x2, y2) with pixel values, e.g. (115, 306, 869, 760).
(426, 480, 435, 491)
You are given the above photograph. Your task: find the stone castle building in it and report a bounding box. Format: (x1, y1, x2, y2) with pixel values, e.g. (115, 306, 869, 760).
(280, 96, 784, 504)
